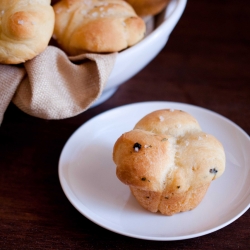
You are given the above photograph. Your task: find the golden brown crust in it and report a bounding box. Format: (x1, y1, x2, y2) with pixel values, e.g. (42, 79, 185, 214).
(114, 129, 176, 192)
(130, 187, 162, 213)
(130, 183, 210, 215)
(0, 0, 55, 64)
(113, 109, 226, 215)
(53, 0, 146, 55)
(125, 0, 171, 16)
(158, 183, 210, 215)
(135, 109, 201, 137)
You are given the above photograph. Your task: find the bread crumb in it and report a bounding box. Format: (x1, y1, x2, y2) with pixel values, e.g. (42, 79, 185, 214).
(18, 20, 24, 25)
(159, 116, 164, 122)
(92, 12, 98, 17)
(81, 10, 88, 15)
(107, 8, 114, 14)
(83, 0, 92, 6)
(55, 8, 62, 14)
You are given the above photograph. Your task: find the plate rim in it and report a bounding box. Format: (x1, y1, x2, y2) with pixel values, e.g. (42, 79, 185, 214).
(58, 101, 250, 241)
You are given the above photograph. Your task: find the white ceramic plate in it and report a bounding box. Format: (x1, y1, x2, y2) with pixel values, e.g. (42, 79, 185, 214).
(58, 102, 250, 241)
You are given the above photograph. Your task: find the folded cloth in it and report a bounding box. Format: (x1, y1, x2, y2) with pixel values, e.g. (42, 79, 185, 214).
(0, 46, 117, 125)
(0, 65, 26, 123)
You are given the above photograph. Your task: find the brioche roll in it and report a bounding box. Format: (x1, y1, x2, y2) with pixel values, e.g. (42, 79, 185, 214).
(52, 0, 146, 55)
(0, 0, 55, 64)
(113, 109, 226, 215)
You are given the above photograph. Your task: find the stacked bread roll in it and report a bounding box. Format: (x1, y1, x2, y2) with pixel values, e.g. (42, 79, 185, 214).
(52, 0, 146, 55)
(0, 0, 147, 63)
(113, 109, 226, 215)
(0, 0, 172, 63)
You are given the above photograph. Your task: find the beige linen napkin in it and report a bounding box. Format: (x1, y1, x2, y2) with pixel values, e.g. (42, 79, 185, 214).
(0, 46, 117, 124)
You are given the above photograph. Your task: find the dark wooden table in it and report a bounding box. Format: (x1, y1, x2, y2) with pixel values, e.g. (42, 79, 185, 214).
(1, 0, 249, 249)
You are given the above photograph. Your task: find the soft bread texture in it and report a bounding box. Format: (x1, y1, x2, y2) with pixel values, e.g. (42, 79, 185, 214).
(113, 109, 226, 215)
(0, 0, 55, 64)
(125, 0, 171, 16)
(52, 0, 146, 55)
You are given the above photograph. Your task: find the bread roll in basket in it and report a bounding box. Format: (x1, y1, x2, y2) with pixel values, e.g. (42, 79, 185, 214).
(0, 0, 55, 64)
(113, 109, 226, 215)
(52, 0, 146, 55)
